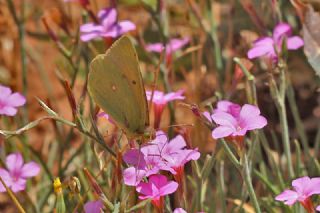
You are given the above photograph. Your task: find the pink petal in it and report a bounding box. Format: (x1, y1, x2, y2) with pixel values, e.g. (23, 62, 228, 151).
(123, 149, 146, 168)
(165, 135, 186, 153)
(7, 93, 26, 107)
(305, 177, 320, 196)
(116, 21, 136, 33)
(80, 23, 104, 33)
(136, 182, 153, 197)
(164, 90, 185, 102)
(316, 205, 320, 211)
(0, 168, 12, 192)
(21, 162, 40, 178)
(10, 178, 26, 192)
(247, 37, 275, 59)
(292, 176, 311, 194)
(80, 32, 102, 42)
(211, 112, 237, 127)
(146, 43, 164, 53)
(275, 189, 298, 206)
(149, 174, 168, 188)
(166, 38, 189, 55)
(0, 106, 18, 116)
(98, 8, 117, 29)
(158, 180, 178, 196)
(244, 115, 267, 130)
(273, 23, 292, 42)
(174, 208, 187, 213)
(240, 104, 261, 118)
(123, 167, 146, 186)
(84, 200, 103, 213)
(6, 153, 24, 173)
(286, 36, 304, 50)
(211, 126, 235, 139)
(0, 85, 12, 98)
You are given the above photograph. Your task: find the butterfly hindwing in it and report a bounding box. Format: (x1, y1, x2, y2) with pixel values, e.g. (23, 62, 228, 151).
(88, 36, 149, 138)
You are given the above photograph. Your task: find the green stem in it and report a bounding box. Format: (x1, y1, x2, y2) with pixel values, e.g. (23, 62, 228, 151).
(242, 154, 261, 213)
(6, 0, 28, 123)
(220, 139, 241, 169)
(286, 83, 309, 158)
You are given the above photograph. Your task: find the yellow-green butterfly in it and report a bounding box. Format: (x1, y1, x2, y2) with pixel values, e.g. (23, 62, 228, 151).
(88, 36, 151, 140)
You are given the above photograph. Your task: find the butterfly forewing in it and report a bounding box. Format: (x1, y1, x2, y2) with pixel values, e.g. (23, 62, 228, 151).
(88, 36, 149, 138)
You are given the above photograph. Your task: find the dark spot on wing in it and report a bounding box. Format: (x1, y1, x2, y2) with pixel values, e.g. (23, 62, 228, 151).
(132, 80, 136, 85)
(122, 74, 126, 79)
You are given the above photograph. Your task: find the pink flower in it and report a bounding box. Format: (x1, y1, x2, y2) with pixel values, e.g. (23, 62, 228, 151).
(97, 112, 114, 124)
(146, 90, 185, 128)
(84, 200, 103, 213)
(247, 23, 304, 61)
(275, 176, 320, 211)
(146, 38, 189, 56)
(136, 174, 178, 208)
(0, 85, 26, 116)
(210, 101, 267, 139)
(80, 8, 136, 42)
(0, 153, 40, 193)
(316, 205, 320, 211)
(174, 208, 187, 213)
(156, 134, 200, 172)
(123, 140, 174, 186)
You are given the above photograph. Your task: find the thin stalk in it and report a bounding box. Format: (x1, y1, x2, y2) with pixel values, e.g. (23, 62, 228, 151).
(219, 139, 241, 169)
(218, 161, 227, 213)
(269, 68, 294, 178)
(0, 176, 26, 213)
(287, 83, 309, 158)
(6, 0, 28, 123)
(242, 154, 261, 213)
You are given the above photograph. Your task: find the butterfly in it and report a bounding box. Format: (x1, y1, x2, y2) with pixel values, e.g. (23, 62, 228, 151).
(88, 36, 154, 141)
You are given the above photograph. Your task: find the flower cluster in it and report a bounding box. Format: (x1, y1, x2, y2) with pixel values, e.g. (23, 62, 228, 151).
(205, 100, 267, 139)
(123, 131, 200, 208)
(80, 8, 136, 42)
(276, 176, 320, 212)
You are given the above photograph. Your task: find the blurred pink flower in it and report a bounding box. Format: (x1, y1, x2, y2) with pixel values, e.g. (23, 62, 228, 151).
(174, 208, 187, 213)
(0, 153, 40, 193)
(136, 174, 178, 208)
(64, 0, 89, 7)
(247, 23, 304, 61)
(84, 200, 103, 213)
(275, 176, 320, 211)
(97, 112, 114, 124)
(146, 38, 189, 56)
(0, 85, 26, 116)
(146, 90, 185, 128)
(80, 8, 136, 42)
(210, 101, 267, 139)
(316, 205, 320, 211)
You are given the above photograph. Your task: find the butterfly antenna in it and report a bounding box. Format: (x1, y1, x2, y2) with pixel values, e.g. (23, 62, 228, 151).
(149, 50, 164, 108)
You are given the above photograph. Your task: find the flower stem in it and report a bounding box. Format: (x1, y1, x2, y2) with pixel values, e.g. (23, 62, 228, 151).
(242, 154, 261, 213)
(0, 176, 26, 213)
(269, 66, 294, 178)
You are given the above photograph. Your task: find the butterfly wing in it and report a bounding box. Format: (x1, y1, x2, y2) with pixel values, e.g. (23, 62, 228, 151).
(88, 36, 149, 138)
